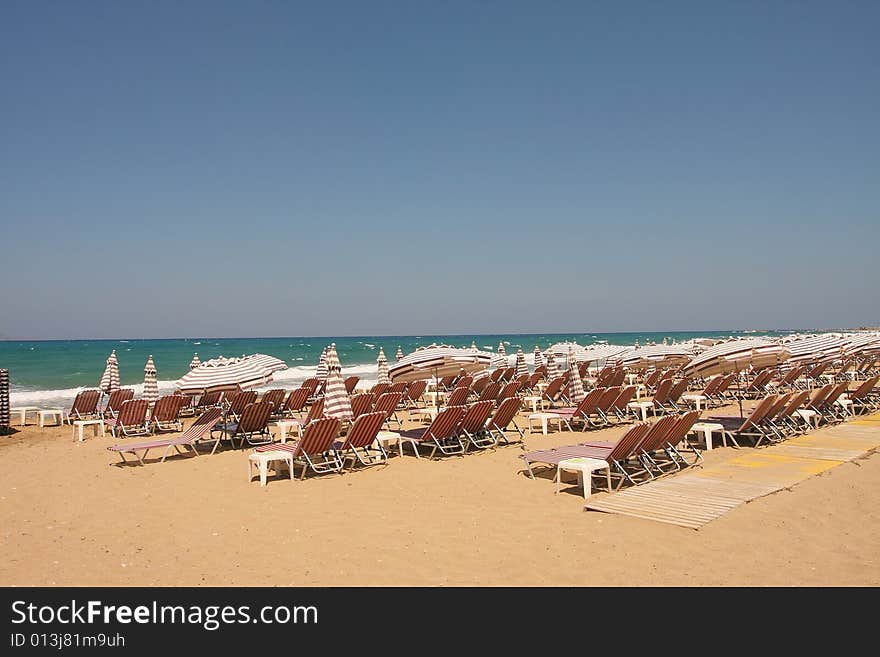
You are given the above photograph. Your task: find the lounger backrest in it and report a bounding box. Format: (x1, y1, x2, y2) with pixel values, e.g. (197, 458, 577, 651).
(634, 413, 680, 454)
(350, 393, 374, 419)
(497, 382, 519, 401)
(117, 399, 149, 427)
(180, 408, 223, 441)
(715, 374, 735, 395)
(542, 377, 565, 401)
(72, 389, 101, 416)
(611, 385, 637, 411)
(107, 388, 135, 412)
(575, 388, 604, 416)
(527, 372, 543, 389)
(340, 411, 385, 449)
(457, 400, 494, 435)
(701, 377, 722, 397)
(652, 378, 673, 404)
(594, 367, 613, 387)
(663, 410, 702, 448)
(388, 382, 408, 395)
(298, 417, 342, 456)
(344, 376, 360, 394)
(502, 367, 515, 382)
(471, 376, 490, 395)
(425, 405, 466, 442)
(488, 396, 521, 431)
(261, 389, 286, 410)
(304, 397, 325, 424)
(644, 369, 663, 388)
(597, 386, 621, 412)
(369, 382, 390, 397)
(152, 395, 181, 422)
(608, 422, 653, 461)
(823, 382, 850, 406)
(740, 395, 777, 432)
(516, 374, 531, 387)
(284, 387, 311, 413)
(534, 365, 548, 379)
(229, 390, 258, 415)
(236, 401, 273, 434)
(478, 382, 502, 402)
(808, 384, 834, 408)
(373, 392, 404, 418)
(765, 392, 793, 420)
(406, 380, 428, 402)
(489, 369, 504, 383)
(438, 376, 456, 390)
(300, 378, 319, 394)
(610, 369, 626, 387)
(808, 362, 829, 379)
(668, 378, 690, 402)
(198, 391, 223, 407)
(782, 390, 810, 416)
(850, 376, 880, 400)
(445, 386, 470, 407)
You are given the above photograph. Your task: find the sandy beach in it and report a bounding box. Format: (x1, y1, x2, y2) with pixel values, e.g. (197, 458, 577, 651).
(1, 403, 878, 587)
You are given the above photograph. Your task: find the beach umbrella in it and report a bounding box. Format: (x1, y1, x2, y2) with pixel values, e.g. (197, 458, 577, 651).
(783, 334, 849, 365)
(377, 347, 391, 385)
(545, 352, 560, 381)
(514, 347, 528, 379)
(574, 344, 633, 364)
(610, 344, 694, 371)
(470, 341, 478, 351)
(316, 347, 329, 381)
(189, 353, 201, 369)
(175, 354, 285, 394)
(681, 338, 791, 379)
(533, 346, 543, 370)
(99, 349, 120, 394)
(322, 343, 352, 421)
(389, 344, 493, 383)
(396, 346, 404, 361)
(843, 333, 880, 358)
(143, 355, 159, 405)
(497, 342, 506, 357)
(566, 348, 586, 404)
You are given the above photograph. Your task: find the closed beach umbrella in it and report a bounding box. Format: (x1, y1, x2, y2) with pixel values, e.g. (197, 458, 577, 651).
(566, 348, 586, 404)
(396, 346, 404, 361)
(316, 347, 329, 381)
(470, 341, 478, 351)
(175, 354, 284, 394)
(497, 342, 506, 357)
(533, 345, 543, 370)
(682, 338, 790, 379)
(545, 352, 560, 380)
(189, 353, 201, 370)
(322, 343, 352, 421)
(514, 347, 528, 379)
(99, 350, 120, 394)
(389, 344, 493, 383)
(377, 347, 391, 385)
(143, 355, 159, 405)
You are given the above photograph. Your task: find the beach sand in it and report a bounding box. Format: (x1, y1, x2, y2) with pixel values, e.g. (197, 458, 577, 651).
(1, 405, 878, 586)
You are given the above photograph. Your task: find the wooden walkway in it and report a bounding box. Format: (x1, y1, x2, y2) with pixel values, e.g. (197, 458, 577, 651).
(584, 413, 880, 529)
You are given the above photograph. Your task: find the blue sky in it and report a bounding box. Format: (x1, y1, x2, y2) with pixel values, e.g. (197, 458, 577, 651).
(2, 1, 878, 338)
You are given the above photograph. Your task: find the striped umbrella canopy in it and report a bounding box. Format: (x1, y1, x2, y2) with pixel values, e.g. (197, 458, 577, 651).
(377, 347, 391, 385)
(497, 341, 506, 357)
(316, 347, 329, 380)
(533, 345, 543, 370)
(566, 348, 586, 404)
(610, 344, 694, 371)
(396, 346, 404, 361)
(783, 334, 849, 365)
(545, 341, 581, 358)
(470, 341, 478, 351)
(99, 349, 120, 394)
(575, 344, 634, 364)
(322, 343, 352, 421)
(545, 352, 560, 380)
(682, 338, 791, 379)
(189, 353, 201, 369)
(175, 354, 282, 394)
(143, 355, 159, 405)
(514, 347, 528, 379)
(843, 333, 880, 357)
(389, 344, 493, 383)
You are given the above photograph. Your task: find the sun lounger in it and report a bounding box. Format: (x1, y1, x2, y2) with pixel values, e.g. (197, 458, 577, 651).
(253, 416, 343, 479)
(398, 406, 467, 458)
(100, 388, 134, 419)
(485, 396, 523, 445)
(106, 408, 223, 466)
(455, 400, 495, 450)
(65, 389, 102, 423)
(209, 401, 274, 452)
(332, 411, 387, 469)
(104, 399, 151, 438)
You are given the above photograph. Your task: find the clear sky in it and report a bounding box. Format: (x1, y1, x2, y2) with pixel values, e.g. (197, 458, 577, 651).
(2, 1, 878, 339)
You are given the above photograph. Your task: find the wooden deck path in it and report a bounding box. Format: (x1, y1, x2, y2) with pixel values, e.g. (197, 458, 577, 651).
(584, 412, 880, 529)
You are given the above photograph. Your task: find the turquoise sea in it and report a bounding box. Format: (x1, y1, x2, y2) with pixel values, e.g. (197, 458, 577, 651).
(1, 330, 803, 408)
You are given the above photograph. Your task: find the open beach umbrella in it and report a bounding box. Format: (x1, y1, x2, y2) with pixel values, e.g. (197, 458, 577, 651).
(389, 344, 493, 384)
(514, 347, 528, 379)
(533, 345, 543, 370)
(396, 346, 404, 361)
(175, 354, 285, 394)
(610, 344, 694, 371)
(783, 334, 849, 365)
(189, 353, 201, 369)
(377, 347, 391, 385)
(681, 338, 791, 379)
(99, 350, 120, 394)
(843, 333, 880, 358)
(566, 348, 586, 404)
(316, 347, 329, 381)
(497, 342, 506, 357)
(143, 355, 159, 405)
(575, 344, 633, 365)
(322, 343, 352, 421)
